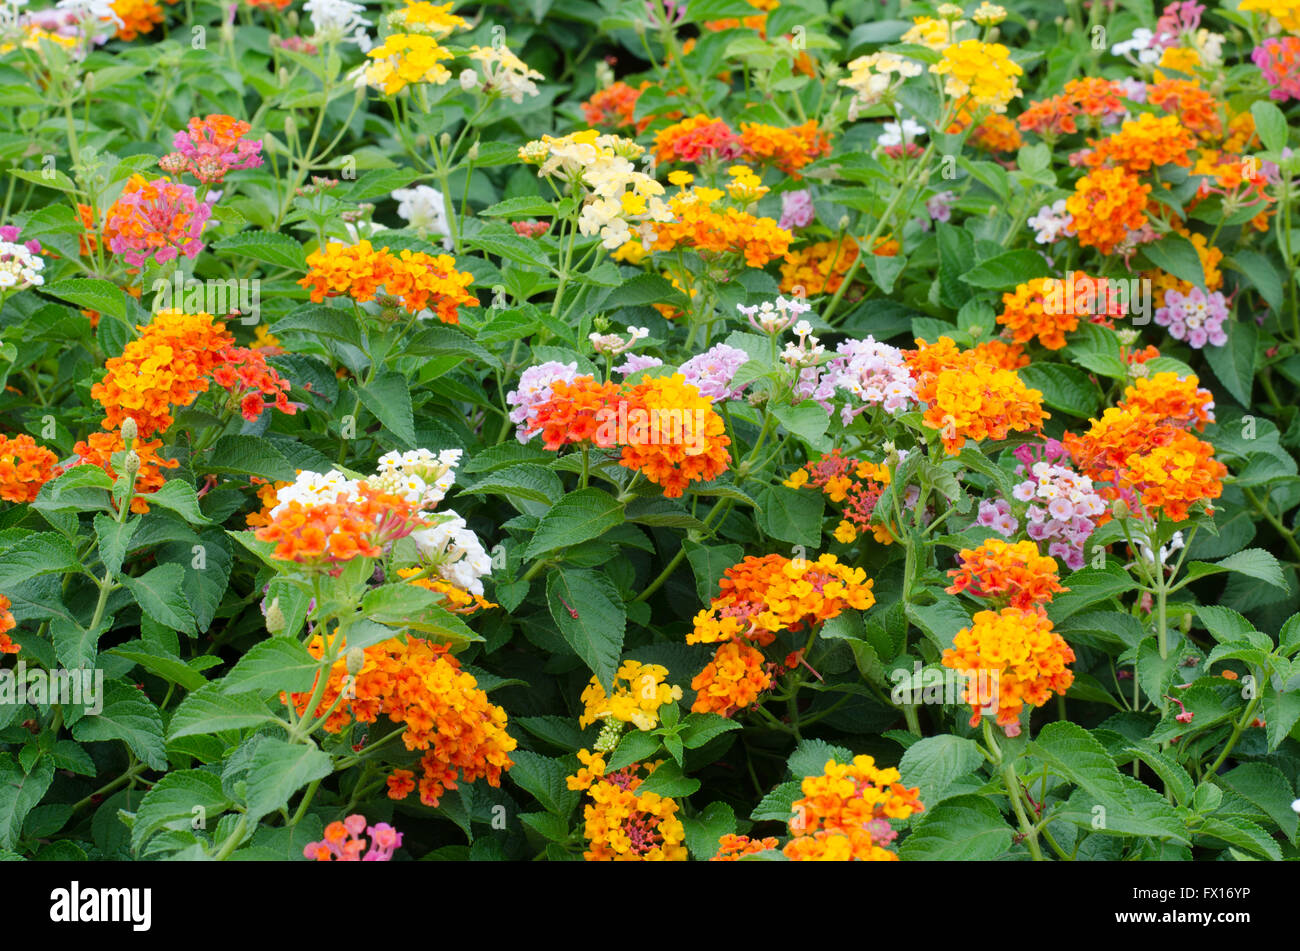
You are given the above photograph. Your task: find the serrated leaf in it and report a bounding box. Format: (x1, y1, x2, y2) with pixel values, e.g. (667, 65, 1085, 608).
(244, 739, 333, 826)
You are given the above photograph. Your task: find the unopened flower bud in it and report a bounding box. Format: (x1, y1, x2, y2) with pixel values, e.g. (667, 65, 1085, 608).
(439, 132, 452, 151)
(346, 647, 365, 676)
(459, 68, 478, 91)
(119, 416, 138, 445)
(264, 597, 286, 633)
(284, 114, 297, 142)
(1111, 499, 1128, 521)
(123, 449, 140, 477)
(466, 142, 479, 162)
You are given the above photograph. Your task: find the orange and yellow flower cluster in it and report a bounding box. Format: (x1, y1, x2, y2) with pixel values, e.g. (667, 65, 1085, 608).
(648, 185, 792, 269)
(946, 539, 1066, 610)
(784, 450, 894, 544)
(906, 337, 1047, 454)
(292, 633, 515, 808)
(784, 756, 925, 861)
(0, 433, 62, 504)
(524, 373, 732, 498)
(1063, 372, 1225, 521)
(567, 759, 688, 861)
(299, 240, 478, 324)
(942, 607, 1076, 735)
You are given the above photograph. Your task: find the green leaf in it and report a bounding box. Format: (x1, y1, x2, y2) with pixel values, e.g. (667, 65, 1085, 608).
(1195, 816, 1282, 860)
(899, 735, 984, 808)
(131, 770, 231, 853)
(202, 435, 298, 481)
(750, 780, 802, 822)
(524, 488, 624, 560)
(682, 801, 737, 859)
(145, 480, 213, 525)
(607, 729, 662, 772)
(1203, 319, 1256, 407)
(93, 514, 137, 577)
(0, 532, 82, 587)
(508, 751, 579, 817)
(1123, 744, 1194, 807)
(787, 738, 853, 779)
(959, 250, 1047, 291)
(1220, 762, 1297, 843)
(42, 278, 128, 321)
(1141, 232, 1206, 290)
(680, 712, 742, 749)
(212, 231, 307, 270)
(1030, 721, 1130, 813)
(1263, 689, 1300, 752)
(906, 593, 971, 650)
(1017, 363, 1100, 418)
(243, 739, 334, 826)
(898, 795, 1013, 860)
(1046, 565, 1137, 621)
(636, 760, 700, 797)
(546, 569, 626, 691)
(356, 371, 417, 447)
(0, 755, 54, 850)
(461, 464, 563, 508)
(1250, 101, 1287, 153)
(168, 683, 279, 739)
(758, 484, 824, 547)
(110, 642, 209, 692)
(479, 195, 556, 218)
(219, 638, 321, 697)
(120, 564, 197, 635)
(70, 680, 168, 770)
(684, 541, 744, 603)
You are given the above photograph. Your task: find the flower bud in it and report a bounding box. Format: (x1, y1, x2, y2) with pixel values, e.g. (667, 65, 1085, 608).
(346, 647, 365, 676)
(439, 132, 452, 151)
(123, 449, 140, 477)
(264, 597, 286, 634)
(119, 416, 137, 446)
(466, 142, 479, 162)
(1110, 498, 1129, 521)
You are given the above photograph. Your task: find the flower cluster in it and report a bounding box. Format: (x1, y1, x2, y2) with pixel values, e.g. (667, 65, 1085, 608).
(839, 52, 923, 118)
(163, 114, 263, 184)
(1007, 441, 1108, 570)
(678, 343, 750, 402)
(997, 274, 1122, 350)
(906, 337, 1048, 454)
(298, 240, 479, 324)
(930, 39, 1023, 113)
(653, 115, 745, 166)
(691, 641, 776, 717)
(294, 633, 515, 808)
(356, 32, 454, 94)
(823, 337, 917, 419)
(0, 434, 62, 503)
(103, 174, 211, 267)
(712, 833, 779, 860)
(582, 81, 650, 132)
(779, 235, 897, 297)
(619, 373, 732, 497)
(567, 760, 687, 861)
(1064, 372, 1224, 521)
(303, 815, 403, 862)
(1154, 286, 1229, 348)
(785, 451, 895, 545)
(1064, 166, 1150, 255)
(946, 539, 1066, 609)
(520, 130, 671, 250)
(648, 185, 792, 268)
(784, 756, 925, 861)
(578, 661, 682, 732)
(942, 608, 1076, 735)
(690, 553, 875, 646)
(738, 120, 832, 175)
(0, 594, 18, 655)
